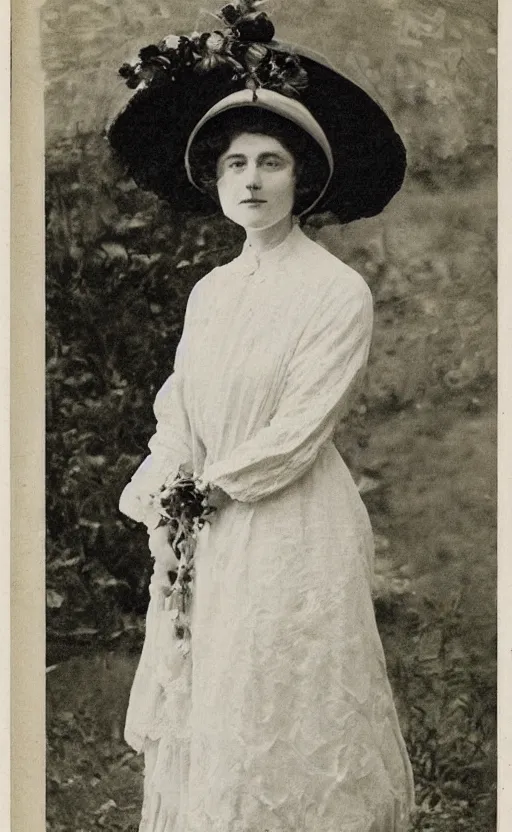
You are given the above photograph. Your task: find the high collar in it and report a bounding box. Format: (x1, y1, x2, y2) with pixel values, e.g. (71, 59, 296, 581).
(236, 219, 304, 275)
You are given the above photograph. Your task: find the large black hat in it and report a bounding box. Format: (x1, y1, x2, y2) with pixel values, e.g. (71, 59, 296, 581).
(107, 1, 406, 223)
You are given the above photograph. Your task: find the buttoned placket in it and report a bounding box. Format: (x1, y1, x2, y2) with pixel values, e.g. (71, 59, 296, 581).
(235, 218, 302, 280)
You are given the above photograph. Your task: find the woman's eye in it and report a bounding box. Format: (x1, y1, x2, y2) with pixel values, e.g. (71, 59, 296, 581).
(228, 160, 245, 170)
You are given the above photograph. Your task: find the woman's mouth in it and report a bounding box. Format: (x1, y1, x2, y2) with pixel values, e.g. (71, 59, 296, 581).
(240, 198, 267, 204)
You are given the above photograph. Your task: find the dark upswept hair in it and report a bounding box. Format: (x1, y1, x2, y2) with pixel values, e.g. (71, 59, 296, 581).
(187, 107, 333, 216)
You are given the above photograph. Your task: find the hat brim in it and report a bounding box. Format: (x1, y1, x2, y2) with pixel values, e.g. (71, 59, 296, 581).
(107, 45, 407, 223)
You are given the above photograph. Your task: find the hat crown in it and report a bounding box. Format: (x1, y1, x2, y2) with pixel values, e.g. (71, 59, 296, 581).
(116, 1, 310, 101)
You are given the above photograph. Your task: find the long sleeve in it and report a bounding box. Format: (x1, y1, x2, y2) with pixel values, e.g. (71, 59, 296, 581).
(119, 290, 197, 527)
(200, 281, 373, 503)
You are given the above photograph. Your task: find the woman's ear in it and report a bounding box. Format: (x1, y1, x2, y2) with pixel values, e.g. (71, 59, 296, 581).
(294, 162, 314, 202)
(294, 158, 305, 185)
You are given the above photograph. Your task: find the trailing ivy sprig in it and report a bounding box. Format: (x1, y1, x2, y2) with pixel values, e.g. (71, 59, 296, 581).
(150, 469, 215, 652)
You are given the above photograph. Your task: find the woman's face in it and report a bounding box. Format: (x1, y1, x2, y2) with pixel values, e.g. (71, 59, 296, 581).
(216, 132, 297, 231)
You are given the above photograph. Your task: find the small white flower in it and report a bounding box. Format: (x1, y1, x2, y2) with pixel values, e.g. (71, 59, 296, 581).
(161, 34, 181, 50)
(206, 32, 226, 53)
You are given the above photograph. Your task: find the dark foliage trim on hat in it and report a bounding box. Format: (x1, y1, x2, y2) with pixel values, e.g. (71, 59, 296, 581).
(118, 0, 308, 100)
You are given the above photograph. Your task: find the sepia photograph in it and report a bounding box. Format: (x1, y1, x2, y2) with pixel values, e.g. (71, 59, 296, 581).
(42, 1, 497, 830)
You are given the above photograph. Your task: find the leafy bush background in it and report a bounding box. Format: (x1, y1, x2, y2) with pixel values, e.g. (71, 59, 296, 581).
(44, 0, 497, 829)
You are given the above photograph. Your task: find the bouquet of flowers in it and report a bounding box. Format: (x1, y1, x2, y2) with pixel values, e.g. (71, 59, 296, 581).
(150, 469, 216, 653)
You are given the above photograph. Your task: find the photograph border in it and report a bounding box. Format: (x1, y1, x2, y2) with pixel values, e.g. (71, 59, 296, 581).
(9, 0, 508, 828)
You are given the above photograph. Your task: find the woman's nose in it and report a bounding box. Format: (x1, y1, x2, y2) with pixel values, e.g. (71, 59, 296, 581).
(245, 164, 262, 190)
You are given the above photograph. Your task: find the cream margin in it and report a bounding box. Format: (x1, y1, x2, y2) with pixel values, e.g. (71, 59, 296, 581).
(8, 2, 508, 832)
(11, 0, 46, 827)
(1, 0, 10, 824)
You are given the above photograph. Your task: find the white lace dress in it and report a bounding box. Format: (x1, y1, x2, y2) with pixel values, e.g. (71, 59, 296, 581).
(119, 223, 415, 832)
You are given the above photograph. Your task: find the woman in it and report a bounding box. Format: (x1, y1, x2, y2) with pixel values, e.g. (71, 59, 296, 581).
(108, 4, 415, 830)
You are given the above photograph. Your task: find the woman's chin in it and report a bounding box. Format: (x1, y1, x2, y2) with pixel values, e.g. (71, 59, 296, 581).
(228, 209, 271, 229)
(242, 218, 275, 231)
(230, 212, 292, 233)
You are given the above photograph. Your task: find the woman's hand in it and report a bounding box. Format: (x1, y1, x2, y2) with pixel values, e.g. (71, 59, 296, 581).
(147, 524, 180, 572)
